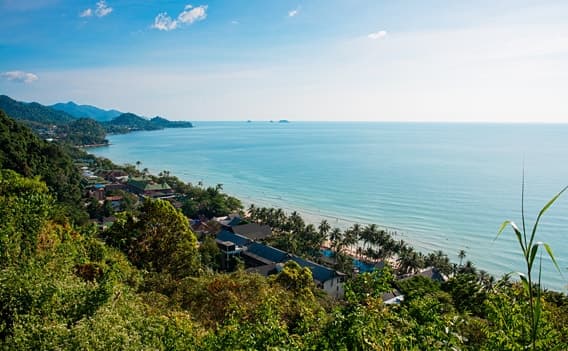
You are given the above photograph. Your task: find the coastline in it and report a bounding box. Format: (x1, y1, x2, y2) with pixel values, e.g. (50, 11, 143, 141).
(88, 125, 568, 292)
(80, 142, 111, 148)
(86, 154, 568, 292)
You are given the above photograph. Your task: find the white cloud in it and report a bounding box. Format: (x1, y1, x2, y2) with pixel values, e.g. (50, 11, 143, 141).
(79, 8, 92, 17)
(95, 0, 112, 17)
(1, 71, 39, 83)
(231, 20, 240, 25)
(152, 13, 178, 31)
(368, 30, 387, 40)
(288, 8, 299, 17)
(80, 1, 112, 18)
(178, 5, 207, 24)
(152, 4, 208, 31)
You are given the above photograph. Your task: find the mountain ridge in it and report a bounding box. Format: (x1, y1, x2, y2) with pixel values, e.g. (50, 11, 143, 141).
(0, 95, 193, 144)
(51, 101, 122, 122)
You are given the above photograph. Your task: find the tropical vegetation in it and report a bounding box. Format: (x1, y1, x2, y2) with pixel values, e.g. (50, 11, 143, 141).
(0, 109, 566, 350)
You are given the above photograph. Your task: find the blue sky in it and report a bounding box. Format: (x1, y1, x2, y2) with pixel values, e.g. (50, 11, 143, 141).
(1, 0, 568, 122)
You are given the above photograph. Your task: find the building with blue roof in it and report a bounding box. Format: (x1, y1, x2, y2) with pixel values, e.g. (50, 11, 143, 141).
(215, 229, 345, 298)
(244, 242, 290, 266)
(216, 230, 250, 248)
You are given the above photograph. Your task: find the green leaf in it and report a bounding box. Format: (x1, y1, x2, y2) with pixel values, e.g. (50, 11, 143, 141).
(518, 273, 529, 293)
(496, 220, 525, 253)
(529, 185, 568, 249)
(543, 243, 563, 276)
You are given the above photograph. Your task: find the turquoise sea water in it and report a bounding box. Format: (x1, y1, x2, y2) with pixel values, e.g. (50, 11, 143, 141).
(90, 122, 568, 291)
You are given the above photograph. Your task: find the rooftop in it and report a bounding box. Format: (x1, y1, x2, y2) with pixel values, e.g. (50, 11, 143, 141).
(216, 230, 251, 247)
(232, 223, 272, 241)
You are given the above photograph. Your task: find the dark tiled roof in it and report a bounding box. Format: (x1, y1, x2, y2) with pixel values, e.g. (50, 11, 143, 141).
(416, 267, 447, 282)
(245, 242, 289, 263)
(289, 256, 337, 283)
(381, 289, 402, 302)
(216, 230, 250, 247)
(232, 223, 272, 240)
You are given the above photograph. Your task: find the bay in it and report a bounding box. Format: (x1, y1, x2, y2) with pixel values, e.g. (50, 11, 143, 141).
(90, 122, 568, 291)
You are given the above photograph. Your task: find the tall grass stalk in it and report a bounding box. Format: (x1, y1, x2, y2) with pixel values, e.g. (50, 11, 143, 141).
(496, 178, 566, 350)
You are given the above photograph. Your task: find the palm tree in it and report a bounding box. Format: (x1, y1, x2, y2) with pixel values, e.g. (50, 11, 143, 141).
(458, 249, 466, 267)
(329, 228, 343, 253)
(461, 260, 476, 274)
(398, 249, 422, 275)
(275, 208, 286, 228)
(248, 204, 256, 220)
(360, 224, 372, 254)
(342, 226, 358, 255)
(318, 220, 331, 241)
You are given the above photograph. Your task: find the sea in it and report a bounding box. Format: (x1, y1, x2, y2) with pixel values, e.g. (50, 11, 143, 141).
(90, 122, 568, 291)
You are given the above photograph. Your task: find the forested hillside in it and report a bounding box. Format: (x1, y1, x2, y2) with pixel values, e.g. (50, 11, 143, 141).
(0, 110, 82, 204)
(0, 96, 192, 145)
(0, 94, 75, 125)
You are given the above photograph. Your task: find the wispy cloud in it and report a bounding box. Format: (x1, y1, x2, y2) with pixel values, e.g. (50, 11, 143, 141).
(79, 8, 92, 17)
(288, 8, 300, 17)
(79, 0, 112, 18)
(95, 0, 112, 17)
(368, 30, 387, 40)
(231, 20, 240, 25)
(152, 4, 208, 31)
(1, 70, 39, 83)
(153, 13, 178, 31)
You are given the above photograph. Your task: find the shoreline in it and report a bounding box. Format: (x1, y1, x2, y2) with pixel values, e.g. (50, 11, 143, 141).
(88, 135, 568, 292)
(80, 142, 111, 148)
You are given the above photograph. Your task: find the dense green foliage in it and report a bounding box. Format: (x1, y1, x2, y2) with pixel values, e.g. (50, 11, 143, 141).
(64, 117, 108, 145)
(103, 199, 200, 278)
(0, 110, 82, 204)
(181, 184, 243, 219)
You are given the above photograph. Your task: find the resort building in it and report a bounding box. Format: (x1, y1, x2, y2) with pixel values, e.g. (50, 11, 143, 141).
(231, 223, 272, 241)
(215, 230, 345, 298)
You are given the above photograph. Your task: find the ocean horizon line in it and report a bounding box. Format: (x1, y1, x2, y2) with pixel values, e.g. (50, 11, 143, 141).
(186, 120, 568, 125)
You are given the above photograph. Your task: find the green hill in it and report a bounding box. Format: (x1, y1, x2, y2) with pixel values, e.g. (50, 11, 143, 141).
(104, 112, 161, 133)
(0, 95, 76, 126)
(105, 113, 193, 133)
(150, 116, 193, 128)
(0, 110, 82, 204)
(51, 101, 122, 122)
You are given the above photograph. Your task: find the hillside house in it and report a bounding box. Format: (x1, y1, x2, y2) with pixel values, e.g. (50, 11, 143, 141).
(127, 176, 174, 198)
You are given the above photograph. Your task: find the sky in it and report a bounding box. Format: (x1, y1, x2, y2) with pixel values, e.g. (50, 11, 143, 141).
(1, 0, 568, 122)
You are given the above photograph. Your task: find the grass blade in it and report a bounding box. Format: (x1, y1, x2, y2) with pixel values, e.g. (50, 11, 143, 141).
(496, 220, 525, 253)
(543, 243, 562, 276)
(529, 185, 568, 248)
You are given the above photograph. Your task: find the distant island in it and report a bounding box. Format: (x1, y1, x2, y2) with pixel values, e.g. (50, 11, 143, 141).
(278, 119, 290, 123)
(0, 95, 193, 147)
